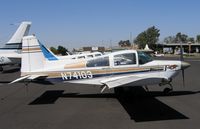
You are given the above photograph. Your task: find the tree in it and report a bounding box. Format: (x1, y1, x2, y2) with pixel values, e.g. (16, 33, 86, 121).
(134, 26, 160, 50)
(196, 35, 200, 43)
(164, 33, 196, 44)
(50, 47, 58, 54)
(175, 32, 188, 43)
(57, 45, 68, 55)
(164, 36, 176, 44)
(118, 40, 131, 47)
(188, 37, 195, 43)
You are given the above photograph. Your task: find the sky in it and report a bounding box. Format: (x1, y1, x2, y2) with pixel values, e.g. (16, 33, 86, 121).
(0, 0, 200, 49)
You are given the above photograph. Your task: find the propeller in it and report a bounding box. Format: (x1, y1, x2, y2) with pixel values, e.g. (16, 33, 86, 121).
(179, 40, 185, 87)
(180, 41, 184, 61)
(181, 66, 185, 87)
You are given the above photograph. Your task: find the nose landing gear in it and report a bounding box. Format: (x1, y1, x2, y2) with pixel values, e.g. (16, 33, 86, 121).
(163, 85, 173, 94)
(159, 79, 173, 94)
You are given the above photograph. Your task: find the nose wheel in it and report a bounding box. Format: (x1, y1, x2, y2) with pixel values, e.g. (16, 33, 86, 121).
(163, 83, 173, 94)
(159, 79, 173, 94)
(163, 87, 172, 94)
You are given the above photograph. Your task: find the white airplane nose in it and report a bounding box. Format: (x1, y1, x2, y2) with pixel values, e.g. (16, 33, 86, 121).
(181, 61, 190, 70)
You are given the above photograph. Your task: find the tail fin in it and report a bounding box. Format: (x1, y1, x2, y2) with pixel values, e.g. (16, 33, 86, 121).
(21, 35, 45, 73)
(21, 35, 58, 74)
(7, 21, 31, 44)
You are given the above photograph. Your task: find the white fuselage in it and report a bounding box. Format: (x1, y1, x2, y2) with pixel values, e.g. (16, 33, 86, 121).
(0, 49, 21, 65)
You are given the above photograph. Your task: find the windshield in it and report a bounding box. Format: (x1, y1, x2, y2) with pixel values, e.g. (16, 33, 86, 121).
(138, 51, 153, 64)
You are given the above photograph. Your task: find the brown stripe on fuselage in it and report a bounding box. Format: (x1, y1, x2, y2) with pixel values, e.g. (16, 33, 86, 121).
(90, 67, 147, 75)
(22, 48, 41, 52)
(21, 65, 164, 78)
(64, 61, 86, 69)
(22, 47, 41, 51)
(22, 50, 42, 53)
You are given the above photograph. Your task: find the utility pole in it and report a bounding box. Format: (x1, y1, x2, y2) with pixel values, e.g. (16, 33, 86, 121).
(130, 32, 133, 49)
(110, 40, 112, 52)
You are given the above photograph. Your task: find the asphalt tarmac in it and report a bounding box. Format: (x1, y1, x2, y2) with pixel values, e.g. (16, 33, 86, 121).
(0, 57, 200, 129)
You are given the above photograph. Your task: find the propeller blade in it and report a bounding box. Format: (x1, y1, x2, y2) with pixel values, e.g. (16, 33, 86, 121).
(180, 42, 184, 61)
(180, 39, 185, 87)
(182, 69, 185, 87)
(180, 61, 190, 87)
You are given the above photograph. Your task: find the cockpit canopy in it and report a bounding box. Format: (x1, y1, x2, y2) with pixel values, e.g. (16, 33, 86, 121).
(85, 50, 153, 68)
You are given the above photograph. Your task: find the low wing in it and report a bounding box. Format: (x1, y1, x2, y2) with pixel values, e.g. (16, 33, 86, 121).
(100, 76, 141, 88)
(69, 74, 167, 89)
(100, 75, 166, 89)
(10, 74, 48, 84)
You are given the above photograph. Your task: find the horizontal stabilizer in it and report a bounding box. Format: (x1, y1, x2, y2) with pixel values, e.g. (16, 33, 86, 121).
(9, 75, 31, 84)
(10, 74, 48, 84)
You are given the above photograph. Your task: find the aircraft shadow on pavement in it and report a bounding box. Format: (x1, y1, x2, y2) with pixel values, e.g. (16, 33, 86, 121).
(31, 80, 55, 85)
(29, 90, 65, 105)
(28, 88, 200, 122)
(117, 93, 188, 122)
(0, 81, 12, 84)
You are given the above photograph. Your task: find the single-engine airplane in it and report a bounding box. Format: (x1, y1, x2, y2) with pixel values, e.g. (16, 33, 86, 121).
(11, 35, 190, 94)
(0, 21, 31, 71)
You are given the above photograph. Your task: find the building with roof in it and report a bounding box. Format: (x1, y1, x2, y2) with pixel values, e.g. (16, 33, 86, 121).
(163, 42, 200, 53)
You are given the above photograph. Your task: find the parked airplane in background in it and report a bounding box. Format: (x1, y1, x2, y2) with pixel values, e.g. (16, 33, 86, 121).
(58, 52, 102, 60)
(11, 35, 190, 94)
(38, 41, 103, 60)
(0, 21, 31, 71)
(0, 21, 102, 72)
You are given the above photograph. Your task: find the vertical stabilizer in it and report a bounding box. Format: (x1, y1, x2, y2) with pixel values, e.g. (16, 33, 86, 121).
(21, 35, 44, 74)
(7, 21, 31, 44)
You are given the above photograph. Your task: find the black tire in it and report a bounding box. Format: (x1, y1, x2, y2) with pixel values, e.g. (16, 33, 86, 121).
(163, 88, 172, 94)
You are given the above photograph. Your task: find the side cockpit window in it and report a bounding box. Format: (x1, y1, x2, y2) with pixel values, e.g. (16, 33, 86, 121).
(138, 51, 153, 65)
(95, 54, 102, 57)
(114, 53, 136, 66)
(77, 56, 85, 59)
(86, 56, 109, 67)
